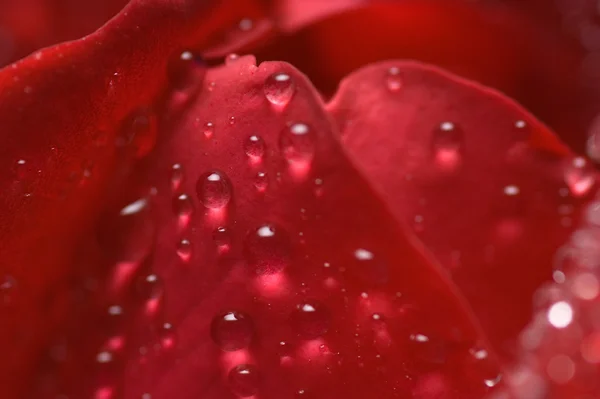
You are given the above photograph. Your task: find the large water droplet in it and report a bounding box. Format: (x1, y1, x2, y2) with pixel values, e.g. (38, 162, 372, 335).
(160, 322, 176, 350)
(563, 156, 595, 197)
(431, 122, 464, 169)
(228, 364, 259, 397)
(386, 67, 402, 92)
(264, 72, 296, 109)
(244, 224, 292, 274)
(279, 123, 316, 165)
(290, 301, 331, 339)
(196, 170, 232, 209)
(210, 311, 254, 351)
(244, 135, 265, 160)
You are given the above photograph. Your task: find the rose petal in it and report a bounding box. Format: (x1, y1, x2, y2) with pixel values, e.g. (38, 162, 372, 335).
(328, 60, 597, 363)
(31, 56, 503, 398)
(0, 0, 129, 66)
(254, 1, 597, 153)
(0, 0, 269, 396)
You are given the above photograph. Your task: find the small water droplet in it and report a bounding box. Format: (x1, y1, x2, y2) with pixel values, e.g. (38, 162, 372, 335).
(254, 171, 268, 192)
(291, 301, 331, 339)
(137, 274, 163, 301)
(386, 67, 402, 92)
(213, 226, 231, 251)
(264, 72, 296, 109)
(228, 364, 259, 397)
(314, 178, 324, 197)
(226, 53, 240, 64)
(353, 248, 388, 285)
(196, 171, 232, 209)
(244, 135, 265, 160)
(229, 116, 236, 125)
(431, 122, 464, 169)
(279, 123, 316, 165)
(563, 156, 595, 197)
(167, 50, 206, 90)
(211, 311, 254, 351)
(160, 322, 176, 350)
(172, 193, 193, 218)
(176, 239, 192, 262)
(203, 122, 215, 139)
(118, 110, 158, 158)
(244, 224, 292, 274)
(170, 164, 183, 191)
(0, 275, 16, 305)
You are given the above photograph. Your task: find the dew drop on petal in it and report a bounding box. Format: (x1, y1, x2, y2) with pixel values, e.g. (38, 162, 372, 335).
(196, 171, 232, 209)
(279, 123, 316, 165)
(264, 72, 295, 109)
(563, 156, 595, 197)
(244, 224, 292, 274)
(210, 311, 254, 351)
(176, 238, 192, 262)
(172, 193, 193, 218)
(244, 135, 265, 160)
(213, 226, 231, 252)
(254, 171, 268, 193)
(203, 122, 215, 139)
(290, 301, 331, 339)
(170, 163, 183, 191)
(386, 67, 402, 92)
(225, 53, 240, 65)
(160, 322, 176, 350)
(431, 121, 464, 169)
(228, 364, 259, 397)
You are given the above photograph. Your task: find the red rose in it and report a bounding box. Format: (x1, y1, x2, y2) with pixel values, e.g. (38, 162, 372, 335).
(1, 1, 599, 398)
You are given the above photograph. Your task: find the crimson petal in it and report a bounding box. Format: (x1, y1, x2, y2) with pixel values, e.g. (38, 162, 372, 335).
(328, 60, 597, 363)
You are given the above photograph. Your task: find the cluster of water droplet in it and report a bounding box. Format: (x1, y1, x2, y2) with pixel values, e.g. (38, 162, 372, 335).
(489, 189, 600, 399)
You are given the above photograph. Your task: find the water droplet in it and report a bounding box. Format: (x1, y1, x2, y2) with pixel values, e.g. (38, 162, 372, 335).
(229, 116, 236, 125)
(431, 122, 464, 169)
(176, 239, 192, 262)
(226, 53, 240, 64)
(279, 123, 316, 165)
(314, 178, 324, 197)
(264, 72, 296, 109)
(196, 171, 232, 209)
(0, 275, 16, 305)
(353, 248, 388, 285)
(244, 135, 265, 160)
(137, 274, 163, 301)
(118, 110, 158, 158)
(228, 364, 259, 397)
(160, 322, 176, 350)
(254, 172, 268, 193)
(563, 156, 595, 197)
(170, 164, 183, 191)
(290, 301, 331, 339)
(386, 67, 402, 92)
(244, 224, 292, 274)
(172, 193, 193, 218)
(210, 311, 254, 351)
(213, 226, 231, 251)
(167, 50, 206, 90)
(203, 122, 215, 139)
